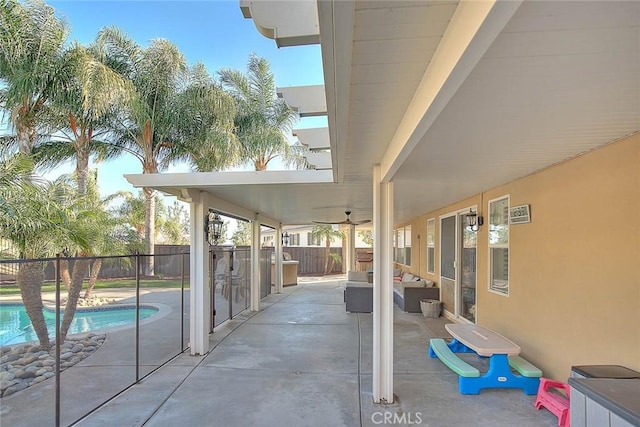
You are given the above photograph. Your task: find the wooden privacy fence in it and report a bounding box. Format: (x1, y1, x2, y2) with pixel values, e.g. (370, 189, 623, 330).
(156, 245, 345, 276)
(281, 247, 343, 275)
(0, 246, 355, 283)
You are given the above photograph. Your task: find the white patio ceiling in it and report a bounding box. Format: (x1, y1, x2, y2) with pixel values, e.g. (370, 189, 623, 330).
(126, 0, 640, 226)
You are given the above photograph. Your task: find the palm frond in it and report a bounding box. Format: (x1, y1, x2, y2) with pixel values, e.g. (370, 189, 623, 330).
(217, 54, 299, 170)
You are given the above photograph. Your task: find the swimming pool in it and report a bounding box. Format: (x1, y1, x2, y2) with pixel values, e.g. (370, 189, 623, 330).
(0, 303, 159, 346)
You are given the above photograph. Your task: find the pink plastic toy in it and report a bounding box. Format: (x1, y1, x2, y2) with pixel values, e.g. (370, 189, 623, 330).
(534, 377, 571, 427)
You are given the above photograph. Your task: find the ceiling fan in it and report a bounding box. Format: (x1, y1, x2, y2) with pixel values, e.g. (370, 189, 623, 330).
(312, 210, 371, 225)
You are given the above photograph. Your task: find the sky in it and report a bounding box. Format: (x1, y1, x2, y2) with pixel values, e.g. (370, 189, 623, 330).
(41, 0, 326, 199)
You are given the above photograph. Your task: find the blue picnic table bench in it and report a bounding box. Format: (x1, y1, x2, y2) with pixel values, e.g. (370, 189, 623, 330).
(428, 324, 542, 395)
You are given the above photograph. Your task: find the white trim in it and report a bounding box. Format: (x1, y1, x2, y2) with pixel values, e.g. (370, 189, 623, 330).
(439, 206, 479, 322)
(348, 225, 356, 272)
(393, 225, 412, 267)
(189, 191, 210, 356)
(442, 308, 473, 325)
(125, 170, 333, 187)
(457, 206, 478, 323)
(439, 211, 458, 283)
(317, 0, 355, 182)
(426, 218, 435, 274)
(380, 0, 523, 182)
(251, 217, 261, 311)
(487, 195, 510, 297)
(372, 164, 394, 403)
(275, 227, 284, 294)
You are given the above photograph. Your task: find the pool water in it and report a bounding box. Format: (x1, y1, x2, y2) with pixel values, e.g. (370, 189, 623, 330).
(0, 304, 159, 346)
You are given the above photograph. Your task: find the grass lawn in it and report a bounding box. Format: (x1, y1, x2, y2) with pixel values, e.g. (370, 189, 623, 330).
(0, 278, 188, 295)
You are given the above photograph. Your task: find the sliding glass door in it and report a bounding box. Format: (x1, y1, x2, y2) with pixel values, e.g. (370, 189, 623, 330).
(440, 210, 477, 322)
(459, 212, 477, 323)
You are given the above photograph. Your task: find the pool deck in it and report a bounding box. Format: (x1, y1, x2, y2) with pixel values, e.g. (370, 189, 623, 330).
(1, 279, 558, 426)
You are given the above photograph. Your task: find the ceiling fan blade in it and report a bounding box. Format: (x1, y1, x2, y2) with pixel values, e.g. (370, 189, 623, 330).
(350, 219, 371, 225)
(312, 210, 371, 225)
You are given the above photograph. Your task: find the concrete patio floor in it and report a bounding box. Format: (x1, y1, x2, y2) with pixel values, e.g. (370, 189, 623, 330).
(71, 280, 558, 427)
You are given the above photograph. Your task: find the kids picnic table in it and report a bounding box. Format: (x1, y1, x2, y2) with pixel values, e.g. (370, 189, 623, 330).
(428, 324, 541, 395)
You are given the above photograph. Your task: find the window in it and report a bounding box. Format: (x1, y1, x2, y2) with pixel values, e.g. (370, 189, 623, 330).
(488, 196, 509, 295)
(393, 226, 412, 266)
(262, 235, 274, 247)
(396, 229, 405, 264)
(290, 233, 300, 246)
(307, 232, 321, 246)
(427, 218, 435, 274)
(405, 225, 412, 266)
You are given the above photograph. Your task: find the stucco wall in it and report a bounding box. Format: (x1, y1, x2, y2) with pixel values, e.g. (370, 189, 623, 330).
(401, 133, 639, 380)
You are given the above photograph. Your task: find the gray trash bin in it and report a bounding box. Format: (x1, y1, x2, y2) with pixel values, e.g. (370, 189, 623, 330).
(570, 365, 640, 379)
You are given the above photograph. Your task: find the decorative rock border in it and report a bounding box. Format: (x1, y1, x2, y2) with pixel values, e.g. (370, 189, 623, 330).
(0, 333, 106, 397)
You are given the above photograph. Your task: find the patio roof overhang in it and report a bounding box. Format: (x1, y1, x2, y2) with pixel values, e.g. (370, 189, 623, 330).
(126, 0, 640, 227)
(124, 169, 372, 226)
(239, 0, 320, 47)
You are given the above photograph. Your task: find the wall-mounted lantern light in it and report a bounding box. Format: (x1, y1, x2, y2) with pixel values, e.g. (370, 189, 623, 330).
(465, 209, 484, 232)
(205, 209, 223, 246)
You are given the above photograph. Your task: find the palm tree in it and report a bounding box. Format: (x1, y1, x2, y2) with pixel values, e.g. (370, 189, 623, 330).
(219, 54, 307, 171)
(0, 0, 75, 155)
(161, 201, 190, 245)
(112, 190, 190, 245)
(33, 42, 133, 195)
(52, 170, 144, 301)
(94, 27, 189, 275)
(0, 165, 91, 348)
(172, 63, 238, 172)
(358, 230, 374, 247)
(0, 148, 35, 189)
(96, 28, 235, 274)
(311, 225, 344, 275)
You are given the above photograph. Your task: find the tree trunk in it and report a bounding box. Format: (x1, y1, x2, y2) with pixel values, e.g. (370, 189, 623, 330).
(59, 259, 72, 292)
(17, 262, 50, 349)
(324, 238, 331, 275)
(254, 159, 267, 171)
(143, 186, 155, 276)
(328, 254, 336, 274)
(16, 121, 37, 155)
(59, 258, 91, 341)
(84, 258, 102, 298)
(75, 138, 90, 196)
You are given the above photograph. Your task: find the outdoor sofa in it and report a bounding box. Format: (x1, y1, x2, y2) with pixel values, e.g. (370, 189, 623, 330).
(344, 271, 373, 313)
(393, 271, 439, 313)
(344, 270, 440, 314)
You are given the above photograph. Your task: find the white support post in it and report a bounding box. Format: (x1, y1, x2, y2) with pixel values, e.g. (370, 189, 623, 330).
(275, 226, 284, 293)
(189, 192, 210, 355)
(251, 216, 261, 311)
(348, 225, 356, 272)
(372, 164, 394, 403)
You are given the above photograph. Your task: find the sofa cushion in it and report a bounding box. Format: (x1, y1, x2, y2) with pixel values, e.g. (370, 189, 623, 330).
(347, 271, 369, 282)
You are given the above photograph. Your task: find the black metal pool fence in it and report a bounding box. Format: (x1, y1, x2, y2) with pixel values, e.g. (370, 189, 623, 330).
(0, 247, 272, 426)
